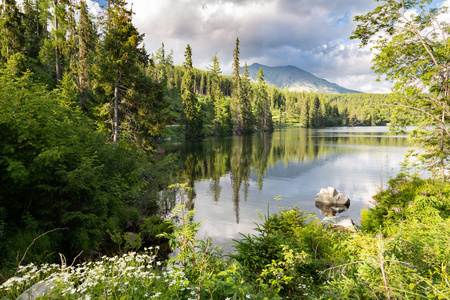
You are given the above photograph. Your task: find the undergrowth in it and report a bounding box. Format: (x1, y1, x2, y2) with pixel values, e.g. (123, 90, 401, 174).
(1, 177, 449, 299)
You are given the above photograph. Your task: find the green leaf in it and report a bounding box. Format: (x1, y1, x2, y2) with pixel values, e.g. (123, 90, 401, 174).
(217, 271, 229, 276)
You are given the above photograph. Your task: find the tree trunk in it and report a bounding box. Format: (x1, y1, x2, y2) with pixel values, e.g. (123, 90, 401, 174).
(54, 0, 62, 85)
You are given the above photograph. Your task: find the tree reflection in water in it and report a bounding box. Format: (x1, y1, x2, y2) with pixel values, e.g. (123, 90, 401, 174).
(161, 127, 409, 225)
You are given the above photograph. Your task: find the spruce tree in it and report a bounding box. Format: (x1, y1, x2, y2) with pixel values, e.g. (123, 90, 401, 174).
(207, 53, 230, 134)
(96, 0, 166, 145)
(239, 63, 253, 134)
(21, 0, 46, 59)
(254, 68, 273, 132)
(75, 0, 96, 107)
(0, 0, 24, 60)
(181, 44, 202, 138)
(299, 96, 310, 128)
(309, 95, 321, 128)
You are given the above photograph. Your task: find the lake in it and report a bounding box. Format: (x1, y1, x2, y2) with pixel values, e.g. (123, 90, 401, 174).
(160, 126, 410, 252)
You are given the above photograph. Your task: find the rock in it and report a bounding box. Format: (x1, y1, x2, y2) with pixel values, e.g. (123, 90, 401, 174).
(315, 201, 349, 217)
(18, 280, 55, 300)
(315, 187, 350, 206)
(390, 189, 400, 195)
(392, 207, 402, 213)
(322, 216, 355, 230)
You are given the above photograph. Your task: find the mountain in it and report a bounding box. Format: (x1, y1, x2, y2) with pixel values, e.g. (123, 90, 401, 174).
(240, 63, 360, 94)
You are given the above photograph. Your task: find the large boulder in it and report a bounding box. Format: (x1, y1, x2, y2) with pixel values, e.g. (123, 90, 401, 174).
(315, 187, 350, 206)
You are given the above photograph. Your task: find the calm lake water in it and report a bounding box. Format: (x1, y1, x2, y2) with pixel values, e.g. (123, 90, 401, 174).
(161, 126, 410, 252)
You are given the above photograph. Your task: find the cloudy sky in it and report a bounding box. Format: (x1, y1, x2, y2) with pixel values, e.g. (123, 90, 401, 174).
(89, 0, 447, 93)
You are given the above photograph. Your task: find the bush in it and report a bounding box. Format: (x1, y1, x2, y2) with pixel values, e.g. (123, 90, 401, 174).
(140, 215, 173, 244)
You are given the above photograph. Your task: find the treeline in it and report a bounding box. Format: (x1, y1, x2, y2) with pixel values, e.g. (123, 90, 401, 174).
(150, 42, 389, 133)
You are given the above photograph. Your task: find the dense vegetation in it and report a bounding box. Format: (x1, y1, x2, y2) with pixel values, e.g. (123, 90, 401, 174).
(1, 0, 449, 298)
(1, 178, 449, 299)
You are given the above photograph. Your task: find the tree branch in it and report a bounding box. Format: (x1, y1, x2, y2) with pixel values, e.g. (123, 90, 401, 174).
(15, 227, 68, 276)
(379, 102, 450, 137)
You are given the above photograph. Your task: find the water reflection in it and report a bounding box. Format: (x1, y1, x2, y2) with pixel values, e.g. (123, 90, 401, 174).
(161, 127, 410, 249)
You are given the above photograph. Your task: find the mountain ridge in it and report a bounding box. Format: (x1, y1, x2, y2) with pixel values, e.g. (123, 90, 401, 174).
(240, 63, 360, 94)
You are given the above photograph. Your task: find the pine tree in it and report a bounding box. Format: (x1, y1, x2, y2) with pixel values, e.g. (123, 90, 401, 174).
(254, 68, 273, 132)
(309, 95, 321, 128)
(53, 0, 63, 85)
(232, 37, 240, 90)
(37, 0, 71, 86)
(21, 0, 46, 59)
(239, 63, 253, 134)
(231, 38, 240, 129)
(97, 0, 148, 144)
(0, 0, 24, 60)
(181, 44, 202, 138)
(207, 53, 230, 134)
(225, 48, 255, 134)
(208, 53, 222, 120)
(154, 42, 167, 84)
(75, 0, 96, 107)
(299, 96, 310, 128)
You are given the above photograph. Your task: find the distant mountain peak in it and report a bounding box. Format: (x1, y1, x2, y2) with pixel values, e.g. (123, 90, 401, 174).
(240, 63, 360, 94)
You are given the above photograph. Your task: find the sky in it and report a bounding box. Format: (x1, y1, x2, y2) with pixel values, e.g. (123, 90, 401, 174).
(87, 0, 448, 93)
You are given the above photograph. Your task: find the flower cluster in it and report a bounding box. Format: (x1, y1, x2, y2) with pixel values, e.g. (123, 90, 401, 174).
(0, 247, 194, 299)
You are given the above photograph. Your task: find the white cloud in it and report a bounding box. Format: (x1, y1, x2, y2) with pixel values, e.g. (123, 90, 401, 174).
(126, 0, 389, 92)
(84, 0, 392, 92)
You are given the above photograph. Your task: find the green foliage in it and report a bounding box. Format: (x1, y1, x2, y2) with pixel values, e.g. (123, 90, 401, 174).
(181, 44, 203, 138)
(362, 174, 450, 232)
(0, 53, 162, 270)
(352, 0, 450, 181)
(140, 215, 173, 244)
(232, 204, 329, 297)
(1, 184, 449, 299)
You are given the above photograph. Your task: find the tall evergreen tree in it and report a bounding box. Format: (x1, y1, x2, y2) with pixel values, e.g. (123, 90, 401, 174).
(181, 44, 202, 138)
(299, 96, 310, 128)
(96, 0, 150, 144)
(0, 0, 23, 60)
(207, 53, 230, 134)
(309, 95, 321, 128)
(37, 0, 71, 86)
(75, 0, 96, 107)
(53, 0, 63, 84)
(154, 42, 167, 84)
(208, 53, 222, 122)
(239, 63, 253, 134)
(21, 0, 47, 60)
(231, 37, 243, 133)
(254, 68, 273, 132)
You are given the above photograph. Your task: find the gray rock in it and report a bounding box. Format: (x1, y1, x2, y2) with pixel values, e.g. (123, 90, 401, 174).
(315, 187, 350, 205)
(322, 216, 355, 229)
(18, 280, 55, 300)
